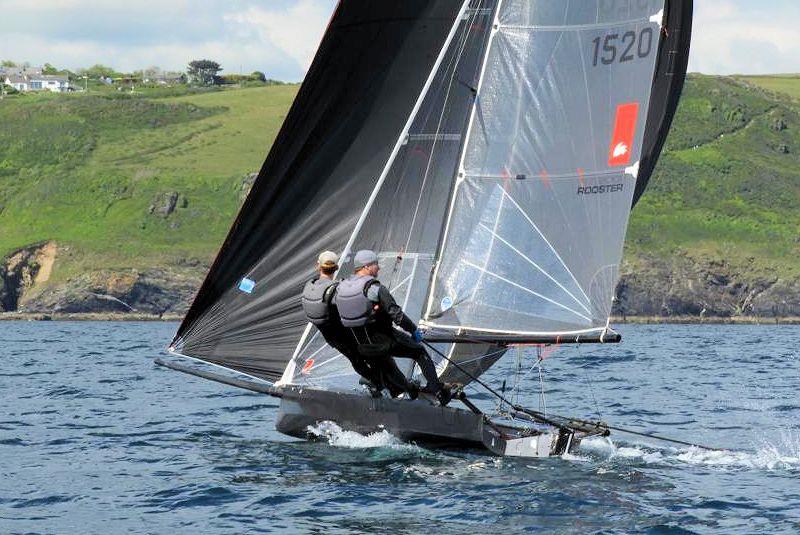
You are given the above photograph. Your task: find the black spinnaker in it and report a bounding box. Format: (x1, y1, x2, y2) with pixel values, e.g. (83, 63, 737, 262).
(171, 1, 472, 381)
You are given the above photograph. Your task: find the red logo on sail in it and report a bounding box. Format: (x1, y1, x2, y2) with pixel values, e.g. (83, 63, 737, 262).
(608, 102, 639, 167)
(302, 359, 315, 374)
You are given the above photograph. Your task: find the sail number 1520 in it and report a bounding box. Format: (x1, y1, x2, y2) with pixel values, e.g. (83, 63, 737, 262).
(592, 28, 654, 66)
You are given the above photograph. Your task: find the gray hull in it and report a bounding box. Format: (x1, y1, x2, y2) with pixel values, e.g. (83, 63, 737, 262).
(276, 385, 575, 457)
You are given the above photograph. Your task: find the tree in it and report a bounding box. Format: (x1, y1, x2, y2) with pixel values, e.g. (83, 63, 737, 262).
(42, 63, 59, 74)
(79, 64, 119, 80)
(1, 60, 17, 68)
(143, 66, 161, 81)
(187, 60, 222, 86)
(251, 71, 267, 83)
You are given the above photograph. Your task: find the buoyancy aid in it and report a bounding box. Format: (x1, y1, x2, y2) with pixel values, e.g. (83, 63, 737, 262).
(301, 277, 337, 326)
(334, 274, 379, 328)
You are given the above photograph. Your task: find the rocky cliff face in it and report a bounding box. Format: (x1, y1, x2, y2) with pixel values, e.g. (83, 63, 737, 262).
(1, 242, 204, 316)
(17, 268, 204, 316)
(613, 253, 800, 318)
(3, 242, 798, 319)
(0, 242, 57, 311)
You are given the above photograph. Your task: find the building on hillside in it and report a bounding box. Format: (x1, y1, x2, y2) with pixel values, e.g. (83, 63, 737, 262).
(4, 74, 28, 92)
(0, 66, 43, 78)
(3, 73, 71, 92)
(152, 72, 186, 85)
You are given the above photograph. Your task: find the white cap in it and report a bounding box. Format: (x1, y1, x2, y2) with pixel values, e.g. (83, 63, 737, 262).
(317, 250, 339, 268)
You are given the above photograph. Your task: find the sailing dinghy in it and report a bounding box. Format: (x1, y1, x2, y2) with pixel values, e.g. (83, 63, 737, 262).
(161, 0, 693, 458)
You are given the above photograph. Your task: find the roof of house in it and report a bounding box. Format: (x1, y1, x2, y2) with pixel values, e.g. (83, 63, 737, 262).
(31, 74, 69, 83)
(4, 74, 27, 84)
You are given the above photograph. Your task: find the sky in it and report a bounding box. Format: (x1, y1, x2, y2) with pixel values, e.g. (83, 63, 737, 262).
(0, 0, 798, 81)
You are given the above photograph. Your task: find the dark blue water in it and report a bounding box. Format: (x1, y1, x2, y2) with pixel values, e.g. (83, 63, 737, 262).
(2, 322, 799, 534)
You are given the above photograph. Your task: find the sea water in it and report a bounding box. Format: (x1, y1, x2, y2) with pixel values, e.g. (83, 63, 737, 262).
(1, 322, 799, 533)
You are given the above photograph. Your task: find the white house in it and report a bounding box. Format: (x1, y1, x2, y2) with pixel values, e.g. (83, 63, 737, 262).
(3, 73, 71, 93)
(4, 74, 28, 92)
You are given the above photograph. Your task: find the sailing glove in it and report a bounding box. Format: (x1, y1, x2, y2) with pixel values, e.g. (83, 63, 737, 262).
(413, 329, 424, 343)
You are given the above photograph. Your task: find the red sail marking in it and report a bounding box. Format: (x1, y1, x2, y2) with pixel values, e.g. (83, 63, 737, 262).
(539, 169, 551, 188)
(500, 166, 512, 191)
(301, 359, 315, 374)
(608, 102, 639, 167)
(577, 167, 586, 187)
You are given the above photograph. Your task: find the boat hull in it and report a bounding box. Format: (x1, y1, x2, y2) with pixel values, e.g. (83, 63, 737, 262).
(275, 385, 575, 457)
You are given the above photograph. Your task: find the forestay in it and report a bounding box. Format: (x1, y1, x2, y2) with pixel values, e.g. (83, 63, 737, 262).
(422, 0, 669, 343)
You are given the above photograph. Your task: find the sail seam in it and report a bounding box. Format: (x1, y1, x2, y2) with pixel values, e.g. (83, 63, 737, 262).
(475, 222, 592, 315)
(498, 188, 592, 305)
(500, 16, 661, 32)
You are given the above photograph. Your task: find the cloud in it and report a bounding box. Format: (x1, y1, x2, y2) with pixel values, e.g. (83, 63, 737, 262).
(0, 0, 336, 80)
(688, 0, 800, 75)
(224, 0, 333, 72)
(1, 1, 798, 79)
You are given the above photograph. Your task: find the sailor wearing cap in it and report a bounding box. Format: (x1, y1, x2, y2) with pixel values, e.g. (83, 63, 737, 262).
(335, 249, 451, 405)
(301, 251, 406, 397)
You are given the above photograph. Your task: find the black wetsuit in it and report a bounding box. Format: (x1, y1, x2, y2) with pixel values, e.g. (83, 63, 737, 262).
(357, 283, 442, 394)
(315, 298, 409, 397)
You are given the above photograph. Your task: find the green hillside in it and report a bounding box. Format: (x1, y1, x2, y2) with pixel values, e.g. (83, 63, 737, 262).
(1, 75, 799, 316)
(0, 86, 297, 289)
(627, 74, 800, 276)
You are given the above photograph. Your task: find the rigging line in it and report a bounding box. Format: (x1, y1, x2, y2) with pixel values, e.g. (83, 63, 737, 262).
(301, 352, 345, 374)
(575, 343, 603, 421)
(421, 340, 573, 431)
(402, 0, 486, 256)
(392, 272, 414, 294)
(421, 340, 724, 452)
(445, 345, 508, 369)
(286, 0, 473, 372)
(498, 188, 592, 305)
(477, 220, 592, 314)
(537, 349, 547, 418)
(462, 260, 593, 322)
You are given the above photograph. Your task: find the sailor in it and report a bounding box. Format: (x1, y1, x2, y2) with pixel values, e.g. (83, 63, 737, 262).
(336, 249, 451, 405)
(301, 251, 408, 398)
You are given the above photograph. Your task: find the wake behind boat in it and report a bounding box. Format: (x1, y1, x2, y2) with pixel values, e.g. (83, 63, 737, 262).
(160, 0, 693, 458)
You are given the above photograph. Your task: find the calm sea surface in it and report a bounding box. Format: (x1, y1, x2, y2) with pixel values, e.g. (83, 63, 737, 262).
(2, 322, 799, 534)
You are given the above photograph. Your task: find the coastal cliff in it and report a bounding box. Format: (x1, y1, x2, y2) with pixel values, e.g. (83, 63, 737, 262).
(1, 77, 799, 320)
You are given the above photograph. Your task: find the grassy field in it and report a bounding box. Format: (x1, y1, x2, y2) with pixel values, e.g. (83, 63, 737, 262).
(736, 74, 800, 100)
(0, 85, 298, 287)
(1, 74, 799, 299)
